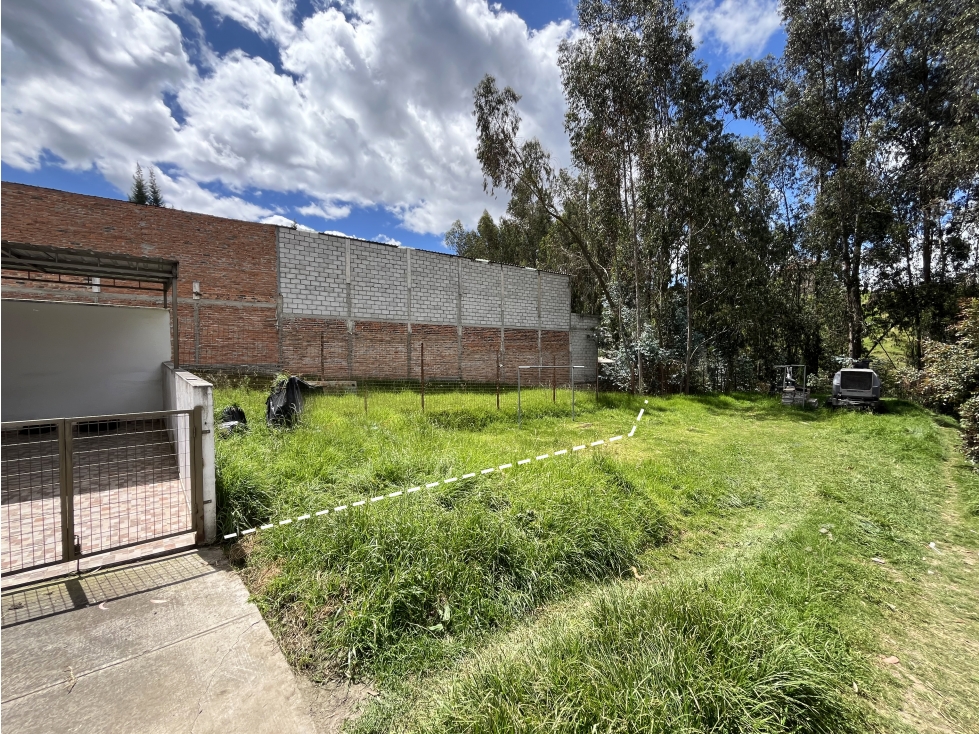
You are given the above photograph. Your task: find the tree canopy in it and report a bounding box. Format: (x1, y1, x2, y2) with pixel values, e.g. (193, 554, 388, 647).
(458, 0, 979, 392)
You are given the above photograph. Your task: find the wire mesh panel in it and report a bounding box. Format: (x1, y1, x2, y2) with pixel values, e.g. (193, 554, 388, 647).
(1, 422, 65, 574)
(70, 415, 193, 558)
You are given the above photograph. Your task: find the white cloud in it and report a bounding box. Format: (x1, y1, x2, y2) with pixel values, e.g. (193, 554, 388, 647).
(262, 214, 317, 230)
(297, 200, 352, 220)
(374, 234, 402, 245)
(1, 0, 573, 234)
(690, 0, 782, 57)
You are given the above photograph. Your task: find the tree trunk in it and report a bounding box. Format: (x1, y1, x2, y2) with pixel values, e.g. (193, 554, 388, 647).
(685, 221, 693, 394)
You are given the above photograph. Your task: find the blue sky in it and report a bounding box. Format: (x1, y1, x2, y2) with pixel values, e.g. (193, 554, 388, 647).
(2, 0, 785, 252)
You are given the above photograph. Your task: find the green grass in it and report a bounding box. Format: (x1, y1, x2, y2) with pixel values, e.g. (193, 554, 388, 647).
(213, 384, 979, 733)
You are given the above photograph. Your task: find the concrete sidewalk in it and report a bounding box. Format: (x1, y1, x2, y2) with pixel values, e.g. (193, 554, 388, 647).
(1, 548, 319, 734)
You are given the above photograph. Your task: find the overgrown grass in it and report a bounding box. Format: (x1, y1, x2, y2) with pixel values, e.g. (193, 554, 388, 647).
(216, 385, 667, 678)
(214, 384, 974, 733)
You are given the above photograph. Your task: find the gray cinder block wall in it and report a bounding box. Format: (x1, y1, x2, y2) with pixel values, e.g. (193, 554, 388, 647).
(276, 228, 596, 383)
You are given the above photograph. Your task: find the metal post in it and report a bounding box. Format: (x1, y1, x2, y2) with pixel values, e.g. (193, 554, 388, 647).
(320, 332, 325, 379)
(170, 278, 180, 369)
(420, 342, 425, 412)
(517, 368, 522, 428)
(571, 365, 575, 420)
(496, 353, 500, 410)
(552, 355, 556, 403)
(191, 406, 205, 543)
(58, 419, 76, 562)
(595, 350, 600, 402)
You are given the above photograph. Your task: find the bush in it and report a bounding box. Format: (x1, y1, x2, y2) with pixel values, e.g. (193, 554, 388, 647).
(916, 299, 979, 415)
(959, 395, 979, 467)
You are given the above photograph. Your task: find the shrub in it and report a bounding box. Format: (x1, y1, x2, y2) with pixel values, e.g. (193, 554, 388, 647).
(959, 395, 979, 467)
(917, 299, 979, 415)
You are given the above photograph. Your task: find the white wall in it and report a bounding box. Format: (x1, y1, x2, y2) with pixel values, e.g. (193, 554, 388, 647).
(163, 363, 216, 543)
(1, 299, 171, 422)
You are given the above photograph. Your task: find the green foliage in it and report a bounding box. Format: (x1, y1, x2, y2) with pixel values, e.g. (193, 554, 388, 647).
(128, 162, 148, 205)
(959, 395, 979, 468)
(128, 162, 165, 207)
(916, 300, 979, 414)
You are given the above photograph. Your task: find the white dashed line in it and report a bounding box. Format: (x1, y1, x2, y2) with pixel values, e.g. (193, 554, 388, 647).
(226, 420, 640, 541)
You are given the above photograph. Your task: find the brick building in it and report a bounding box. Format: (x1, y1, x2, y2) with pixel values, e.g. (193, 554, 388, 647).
(1, 183, 598, 382)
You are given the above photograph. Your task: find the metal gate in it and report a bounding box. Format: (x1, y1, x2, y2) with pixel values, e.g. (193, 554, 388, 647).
(1, 408, 203, 577)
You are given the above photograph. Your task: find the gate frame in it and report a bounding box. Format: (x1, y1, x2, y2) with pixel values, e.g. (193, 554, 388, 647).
(1, 407, 204, 576)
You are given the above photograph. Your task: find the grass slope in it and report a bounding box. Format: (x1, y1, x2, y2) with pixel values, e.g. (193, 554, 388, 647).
(214, 386, 979, 733)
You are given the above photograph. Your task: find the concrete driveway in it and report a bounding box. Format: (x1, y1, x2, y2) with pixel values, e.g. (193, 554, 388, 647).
(1, 548, 320, 733)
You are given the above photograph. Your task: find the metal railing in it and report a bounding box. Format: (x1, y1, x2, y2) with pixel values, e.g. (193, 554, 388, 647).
(1, 408, 203, 576)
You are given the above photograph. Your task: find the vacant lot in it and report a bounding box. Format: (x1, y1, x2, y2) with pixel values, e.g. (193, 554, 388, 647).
(215, 386, 979, 733)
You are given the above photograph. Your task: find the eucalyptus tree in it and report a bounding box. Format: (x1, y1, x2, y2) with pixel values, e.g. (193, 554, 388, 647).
(870, 0, 979, 367)
(723, 0, 891, 359)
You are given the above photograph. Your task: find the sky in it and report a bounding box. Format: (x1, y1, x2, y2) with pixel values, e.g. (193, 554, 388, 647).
(1, 0, 785, 252)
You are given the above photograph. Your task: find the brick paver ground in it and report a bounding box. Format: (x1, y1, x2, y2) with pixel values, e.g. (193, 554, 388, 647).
(1, 420, 192, 576)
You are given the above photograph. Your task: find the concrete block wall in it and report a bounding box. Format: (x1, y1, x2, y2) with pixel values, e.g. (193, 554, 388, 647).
(571, 313, 600, 382)
(460, 259, 501, 327)
(275, 229, 579, 383)
(411, 250, 457, 325)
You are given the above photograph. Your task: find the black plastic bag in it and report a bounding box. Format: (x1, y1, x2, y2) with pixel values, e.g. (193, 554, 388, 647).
(266, 376, 310, 427)
(218, 404, 248, 436)
(220, 404, 247, 424)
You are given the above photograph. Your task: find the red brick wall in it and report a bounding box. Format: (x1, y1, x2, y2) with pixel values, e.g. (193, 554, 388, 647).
(2, 184, 573, 382)
(1, 182, 279, 369)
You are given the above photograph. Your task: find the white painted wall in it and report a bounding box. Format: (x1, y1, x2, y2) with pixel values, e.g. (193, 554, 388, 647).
(163, 363, 216, 543)
(1, 299, 171, 422)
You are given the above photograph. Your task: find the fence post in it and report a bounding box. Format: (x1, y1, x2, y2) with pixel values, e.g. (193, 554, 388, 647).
(552, 355, 557, 403)
(595, 351, 600, 402)
(58, 419, 76, 562)
(517, 368, 522, 428)
(320, 332, 325, 380)
(191, 406, 205, 543)
(496, 352, 500, 410)
(571, 365, 576, 421)
(420, 342, 425, 412)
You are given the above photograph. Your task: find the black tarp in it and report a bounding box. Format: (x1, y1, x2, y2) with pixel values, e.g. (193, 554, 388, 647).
(266, 376, 310, 427)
